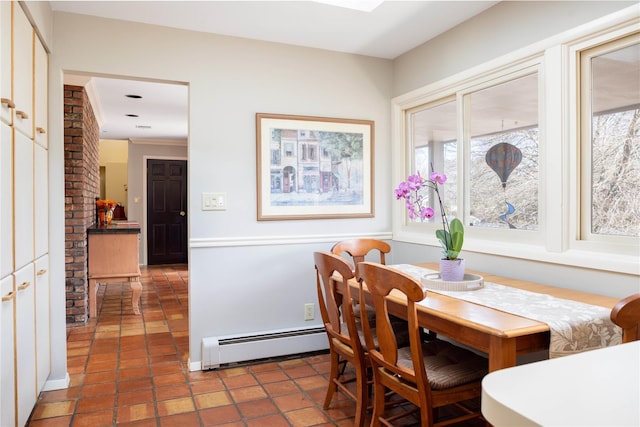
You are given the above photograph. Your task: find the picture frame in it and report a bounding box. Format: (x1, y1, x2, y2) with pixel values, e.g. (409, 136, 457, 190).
(256, 113, 374, 220)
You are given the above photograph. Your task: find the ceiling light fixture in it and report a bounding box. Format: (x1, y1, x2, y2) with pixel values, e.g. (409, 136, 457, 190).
(312, 0, 384, 12)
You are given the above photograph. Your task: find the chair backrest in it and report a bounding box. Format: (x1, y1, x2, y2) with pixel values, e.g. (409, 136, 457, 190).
(331, 239, 391, 276)
(356, 261, 431, 401)
(611, 293, 640, 343)
(313, 251, 364, 356)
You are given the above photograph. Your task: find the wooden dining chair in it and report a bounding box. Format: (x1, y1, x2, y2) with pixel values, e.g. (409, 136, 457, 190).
(331, 238, 391, 276)
(313, 251, 371, 427)
(611, 293, 640, 343)
(331, 239, 415, 344)
(357, 261, 488, 427)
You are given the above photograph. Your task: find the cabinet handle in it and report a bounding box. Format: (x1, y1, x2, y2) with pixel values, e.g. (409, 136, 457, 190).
(1, 97, 15, 108)
(16, 110, 29, 119)
(2, 291, 15, 302)
(18, 281, 31, 291)
(36, 127, 46, 134)
(37, 269, 47, 276)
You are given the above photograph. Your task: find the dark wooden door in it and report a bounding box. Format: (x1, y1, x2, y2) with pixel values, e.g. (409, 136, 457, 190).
(147, 159, 187, 265)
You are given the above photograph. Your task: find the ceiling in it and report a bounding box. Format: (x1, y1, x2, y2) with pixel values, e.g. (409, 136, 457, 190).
(52, 0, 499, 141)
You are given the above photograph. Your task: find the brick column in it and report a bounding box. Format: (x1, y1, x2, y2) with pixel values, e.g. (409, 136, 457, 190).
(64, 85, 100, 325)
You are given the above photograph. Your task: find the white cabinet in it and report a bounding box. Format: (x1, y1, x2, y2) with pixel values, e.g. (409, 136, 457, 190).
(12, 4, 33, 138)
(1, 275, 16, 427)
(0, 123, 12, 278)
(34, 37, 48, 148)
(0, 1, 13, 125)
(14, 131, 34, 270)
(35, 255, 50, 393)
(14, 263, 36, 427)
(0, 3, 50, 425)
(35, 143, 48, 258)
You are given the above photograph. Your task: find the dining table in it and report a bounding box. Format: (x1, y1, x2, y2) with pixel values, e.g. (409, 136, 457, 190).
(342, 262, 622, 372)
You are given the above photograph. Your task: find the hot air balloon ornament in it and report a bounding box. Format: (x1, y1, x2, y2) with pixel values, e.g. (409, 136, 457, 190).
(485, 142, 522, 229)
(395, 168, 465, 281)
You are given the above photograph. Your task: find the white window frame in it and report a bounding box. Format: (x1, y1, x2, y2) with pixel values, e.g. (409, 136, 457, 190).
(392, 5, 639, 275)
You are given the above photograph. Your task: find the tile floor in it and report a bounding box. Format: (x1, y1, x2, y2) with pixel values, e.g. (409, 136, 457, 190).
(28, 264, 482, 427)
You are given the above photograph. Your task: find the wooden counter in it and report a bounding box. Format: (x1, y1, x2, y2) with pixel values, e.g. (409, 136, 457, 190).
(87, 222, 142, 317)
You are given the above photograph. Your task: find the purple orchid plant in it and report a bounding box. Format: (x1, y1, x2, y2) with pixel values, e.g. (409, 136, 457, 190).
(394, 170, 464, 260)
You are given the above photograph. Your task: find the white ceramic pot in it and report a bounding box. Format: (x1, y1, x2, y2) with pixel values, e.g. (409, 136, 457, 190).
(439, 258, 465, 282)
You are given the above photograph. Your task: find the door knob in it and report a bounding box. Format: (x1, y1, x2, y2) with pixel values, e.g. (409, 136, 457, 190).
(179, 211, 186, 216)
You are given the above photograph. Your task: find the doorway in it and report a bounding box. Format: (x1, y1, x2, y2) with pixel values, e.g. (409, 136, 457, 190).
(146, 158, 188, 265)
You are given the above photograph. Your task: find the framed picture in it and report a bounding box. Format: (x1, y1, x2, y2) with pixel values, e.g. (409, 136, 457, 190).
(256, 113, 374, 220)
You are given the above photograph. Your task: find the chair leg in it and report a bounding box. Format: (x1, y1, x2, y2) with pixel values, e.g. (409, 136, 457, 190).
(353, 363, 368, 427)
(371, 379, 386, 427)
(323, 350, 340, 409)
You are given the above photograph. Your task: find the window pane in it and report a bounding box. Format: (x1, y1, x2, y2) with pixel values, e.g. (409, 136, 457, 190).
(468, 73, 539, 230)
(590, 42, 640, 237)
(410, 100, 457, 222)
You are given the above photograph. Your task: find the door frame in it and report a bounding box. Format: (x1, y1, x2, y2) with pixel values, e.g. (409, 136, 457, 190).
(141, 154, 188, 266)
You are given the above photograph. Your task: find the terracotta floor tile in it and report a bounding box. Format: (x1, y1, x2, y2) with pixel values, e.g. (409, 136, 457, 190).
(80, 382, 117, 397)
(156, 396, 195, 417)
(28, 416, 73, 427)
(118, 376, 153, 393)
(193, 391, 233, 409)
(198, 405, 242, 425)
(245, 413, 291, 427)
(254, 369, 289, 384)
(71, 409, 115, 427)
(152, 372, 186, 387)
(158, 411, 200, 427)
(113, 419, 159, 427)
(30, 401, 76, 420)
(117, 389, 155, 406)
(229, 385, 268, 403)
(154, 383, 192, 401)
(38, 386, 81, 402)
(262, 380, 301, 397)
(222, 373, 259, 389)
(293, 374, 328, 391)
(272, 393, 315, 412)
(284, 406, 330, 427)
(118, 365, 151, 381)
(236, 397, 279, 419)
(76, 395, 116, 413)
(83, 371, 117, 385)
(116, 403, 156, 423)
(190, 377, 225, 394)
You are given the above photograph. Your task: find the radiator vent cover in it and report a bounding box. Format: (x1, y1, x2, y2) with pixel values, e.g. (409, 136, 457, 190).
(201, 326, 327, 370)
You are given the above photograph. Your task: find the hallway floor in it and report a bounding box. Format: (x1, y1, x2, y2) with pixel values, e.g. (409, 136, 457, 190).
(28, 264, 482, 426)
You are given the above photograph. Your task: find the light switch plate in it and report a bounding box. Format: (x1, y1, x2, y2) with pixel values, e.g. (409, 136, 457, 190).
(202, 192, 226, 211)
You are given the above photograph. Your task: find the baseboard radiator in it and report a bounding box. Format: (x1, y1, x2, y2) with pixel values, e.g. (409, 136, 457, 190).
(201, 326, 328, 370)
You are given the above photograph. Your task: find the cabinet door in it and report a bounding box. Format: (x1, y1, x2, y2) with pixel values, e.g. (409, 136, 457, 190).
(35, 255, 50, 393)
(12, 3, 33, 138)
(0, 122, 13, 278)
(1, 275, 16, 427)
(0, 1, 13, 125)
(14, 263, 36, 427)
(14, 130, 34, 270)
(34, 37, 47, 148)
(34, 143, 48, 258)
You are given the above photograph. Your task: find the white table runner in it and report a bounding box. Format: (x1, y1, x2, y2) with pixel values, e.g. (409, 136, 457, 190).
(391, 264, 622, 358)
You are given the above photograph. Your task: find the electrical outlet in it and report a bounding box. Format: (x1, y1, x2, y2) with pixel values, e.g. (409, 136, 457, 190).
(304, 303, 315, 320)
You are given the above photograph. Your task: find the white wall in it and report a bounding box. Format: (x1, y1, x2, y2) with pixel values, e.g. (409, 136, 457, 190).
(393, 1, 637, 96)
(49, 11, 394, 369)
